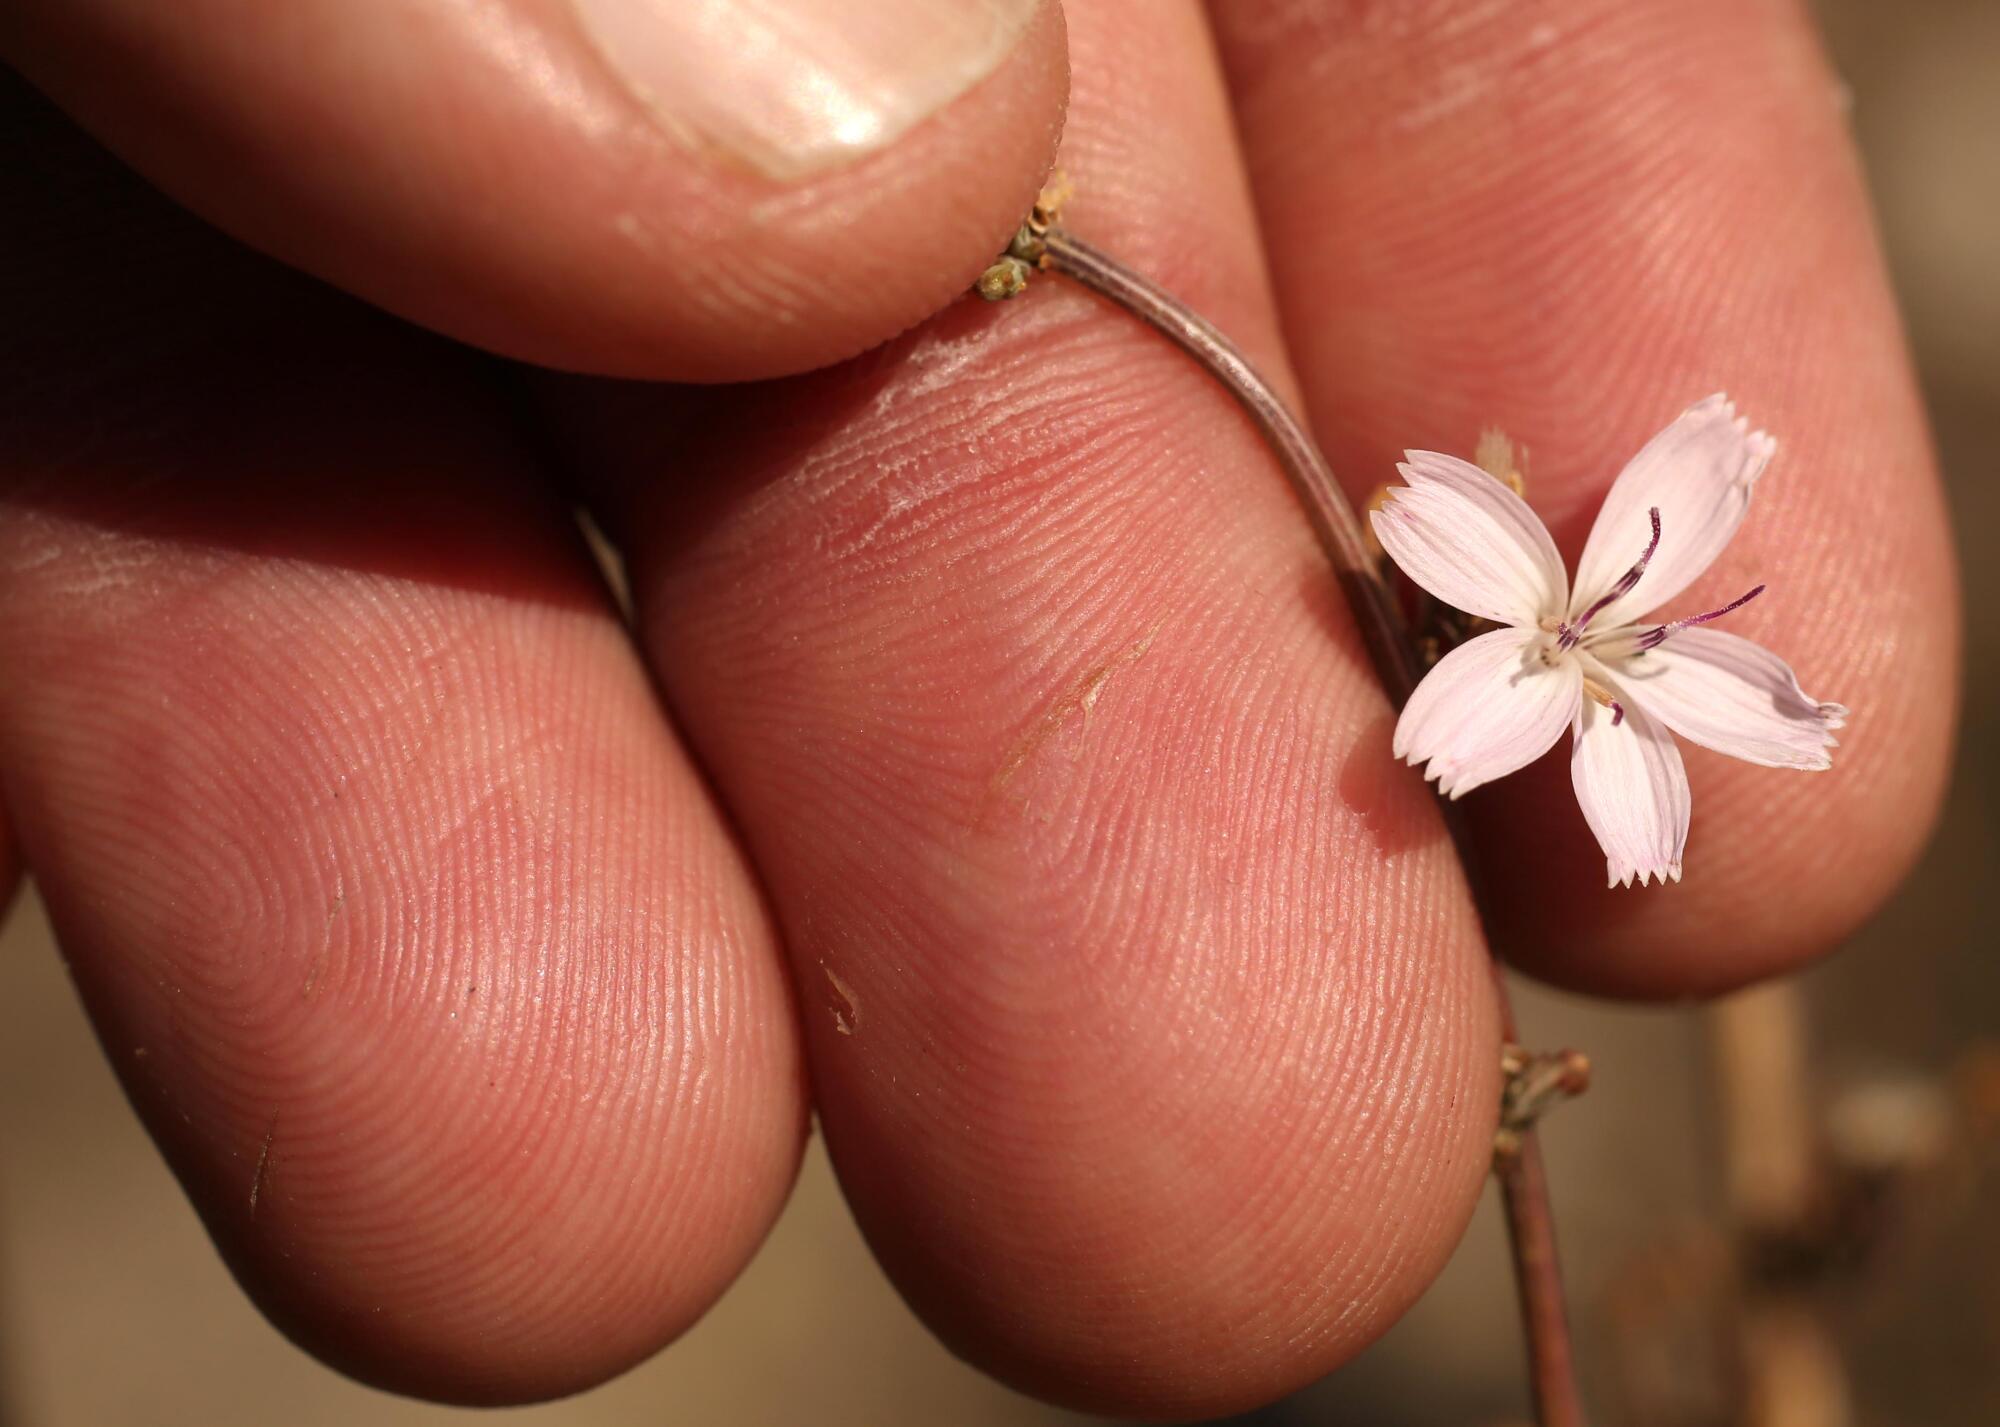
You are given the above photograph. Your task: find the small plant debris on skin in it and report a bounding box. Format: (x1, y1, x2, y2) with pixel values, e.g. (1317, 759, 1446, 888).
(971, 171, 1072, 301)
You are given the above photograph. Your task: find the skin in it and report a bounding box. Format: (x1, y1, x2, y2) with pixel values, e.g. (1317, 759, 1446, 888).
(0, 0, 1957, 1416)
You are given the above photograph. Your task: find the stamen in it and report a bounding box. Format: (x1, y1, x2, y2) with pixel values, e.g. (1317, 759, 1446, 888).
(1582, 676, 1626, 727)
(1635, 583, 1766, 651)
(1559, 507, 1661, 650)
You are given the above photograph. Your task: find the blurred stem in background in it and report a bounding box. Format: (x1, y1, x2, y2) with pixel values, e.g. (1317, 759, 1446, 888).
(1714, 986, 1852, 1427)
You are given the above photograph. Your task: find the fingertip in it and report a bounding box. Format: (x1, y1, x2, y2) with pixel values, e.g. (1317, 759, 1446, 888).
(0, 141, 814, 1393)
(192, 995, 808, 1406)
(3, 0, 1071, 380)
(1210, 0, 1956, 1000)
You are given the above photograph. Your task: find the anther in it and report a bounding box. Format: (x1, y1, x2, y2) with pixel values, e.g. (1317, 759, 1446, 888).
(1581, 675, 1626, 726)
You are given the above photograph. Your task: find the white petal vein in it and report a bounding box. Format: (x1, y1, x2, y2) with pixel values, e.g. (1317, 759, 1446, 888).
(1609, 627, 1846, 770)
(1570, 660, 1690, 888)
(1570, 393, 1774, 629)
(1371, 451, 1568, 627)
(1395, 627, 1580, 799)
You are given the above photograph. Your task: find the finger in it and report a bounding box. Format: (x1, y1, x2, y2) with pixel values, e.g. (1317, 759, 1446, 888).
(0, 0, 1068, 382)
(1209, 0, 1957, 996)
(0, 82, 803, 1403)
(553, 0, 1500, 1414)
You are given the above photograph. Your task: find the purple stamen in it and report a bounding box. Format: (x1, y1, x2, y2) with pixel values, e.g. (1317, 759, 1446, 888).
(1635, 583, 1767, 651)
(1609, 698, 1626, 727)
(1559, 507, 1661, 650)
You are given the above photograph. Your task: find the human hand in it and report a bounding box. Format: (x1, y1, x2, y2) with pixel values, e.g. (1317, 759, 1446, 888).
(0, 0, 1955, 1416)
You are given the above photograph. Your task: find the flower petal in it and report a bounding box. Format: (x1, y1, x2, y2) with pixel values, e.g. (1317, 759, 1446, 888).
(1372, 451, 1568, 627)
(1570, 394, 1775, 629)
(1570, 662, 1689, 888)
(1607, 628, 1846, 770)
(1394, 627, 1580, 799)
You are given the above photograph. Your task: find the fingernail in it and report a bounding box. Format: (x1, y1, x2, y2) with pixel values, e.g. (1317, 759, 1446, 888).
(568, 0, 1043, 181)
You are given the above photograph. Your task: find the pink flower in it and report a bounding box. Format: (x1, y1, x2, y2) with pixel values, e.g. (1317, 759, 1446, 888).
(1370, 395, 1847, 888)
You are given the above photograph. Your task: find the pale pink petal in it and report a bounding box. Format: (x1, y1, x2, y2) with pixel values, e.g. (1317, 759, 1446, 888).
(1607, 628, 1846, 770)
(1570, 662, 1690, 888)
(1372, 451, 1568, 627)
(1570, 394, 1775, 630)
(1394, 627, 1580, 799)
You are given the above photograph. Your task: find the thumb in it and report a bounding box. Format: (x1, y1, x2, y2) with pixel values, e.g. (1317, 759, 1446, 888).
(1, 0, 1068, 381)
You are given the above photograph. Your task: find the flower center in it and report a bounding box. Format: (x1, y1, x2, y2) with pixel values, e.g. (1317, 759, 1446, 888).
(1532, 633, 1627, 723)
(1522, 503, 1763, 728)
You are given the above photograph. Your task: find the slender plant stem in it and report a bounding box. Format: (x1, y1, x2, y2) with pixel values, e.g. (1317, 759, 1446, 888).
(1500, 1133, 1586, 1427)
(1038, 231, 1422, 703)
(1040, 226, 1587, 1427)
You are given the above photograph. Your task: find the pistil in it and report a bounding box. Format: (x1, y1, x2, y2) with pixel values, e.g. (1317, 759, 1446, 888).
(1559, 507, 1661, 651)
(1635, 583, 1766, 651)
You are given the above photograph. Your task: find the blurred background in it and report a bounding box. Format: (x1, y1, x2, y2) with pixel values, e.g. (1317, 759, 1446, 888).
(2, 2, 1994, 1423)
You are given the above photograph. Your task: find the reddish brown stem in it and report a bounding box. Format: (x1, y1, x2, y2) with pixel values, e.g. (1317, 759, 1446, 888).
(1499, 1105, 1587, 1427)
(1041, 226, 1586, 1426)
(1038, 231, 1421, 702)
